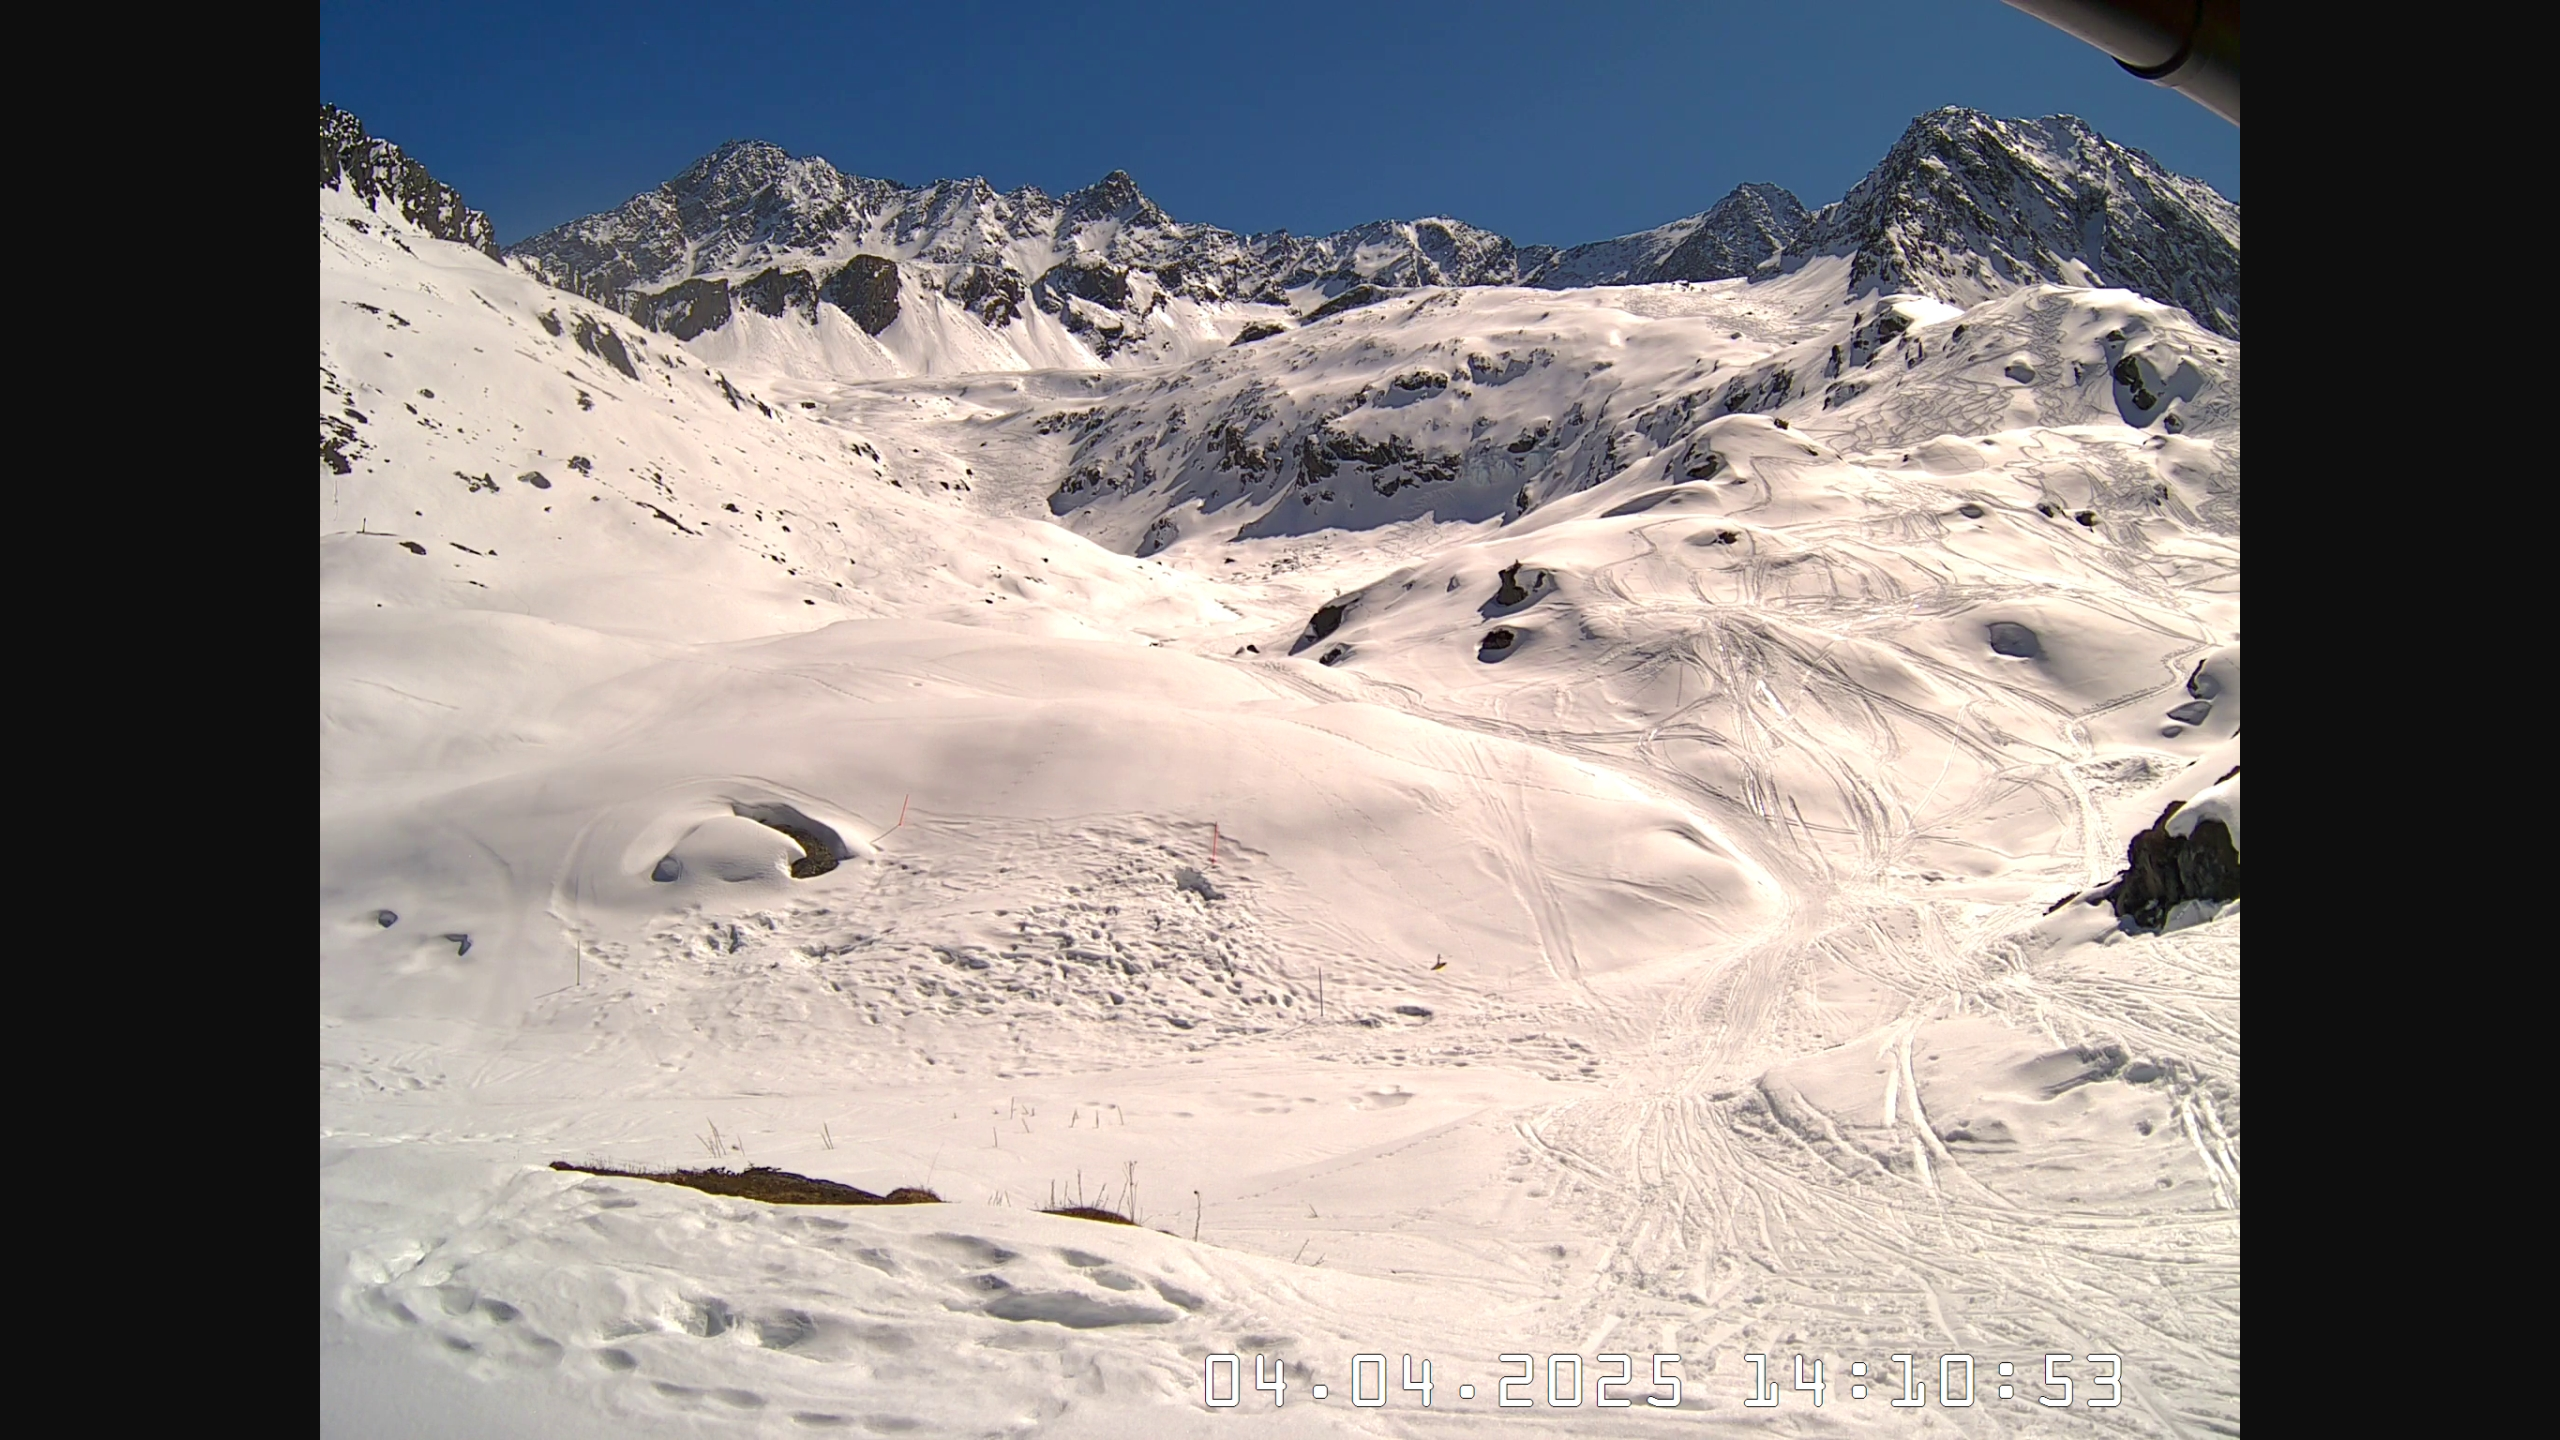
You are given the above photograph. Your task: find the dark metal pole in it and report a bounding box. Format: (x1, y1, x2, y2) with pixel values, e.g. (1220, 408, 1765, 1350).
(2000, 0, 2239, 125)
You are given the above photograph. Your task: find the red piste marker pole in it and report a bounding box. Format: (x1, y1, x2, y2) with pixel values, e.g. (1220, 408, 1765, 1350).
(876, 794, 909, 844)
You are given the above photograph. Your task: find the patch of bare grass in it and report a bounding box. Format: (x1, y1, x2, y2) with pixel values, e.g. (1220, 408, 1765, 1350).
(549, 1161, 940, 1206)
(1039, 1204, 1136, 1225)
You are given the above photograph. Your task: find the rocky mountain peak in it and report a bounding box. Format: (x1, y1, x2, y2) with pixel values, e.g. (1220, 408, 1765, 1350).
(319, 104, 500, 260)
(1653, 183, 1813, 280)
(1062, 169, 1164, 228)
(665, 140, 819, 212)
(1524, 181, 1810, 289)
(1805, 107, 2238, 336)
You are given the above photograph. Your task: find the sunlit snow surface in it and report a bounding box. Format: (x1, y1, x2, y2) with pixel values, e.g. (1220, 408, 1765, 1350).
(321, 183, 2237, 1437)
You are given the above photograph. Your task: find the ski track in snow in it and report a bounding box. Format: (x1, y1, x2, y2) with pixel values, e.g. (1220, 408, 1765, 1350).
(322, 185, 2238, 1438)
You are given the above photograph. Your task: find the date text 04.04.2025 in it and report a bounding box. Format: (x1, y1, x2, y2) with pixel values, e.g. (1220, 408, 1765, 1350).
(1200, 1352, 2126, 1409)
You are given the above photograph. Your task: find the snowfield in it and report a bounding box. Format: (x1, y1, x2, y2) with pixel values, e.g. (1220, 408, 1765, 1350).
(321, 155, 2238, 1437)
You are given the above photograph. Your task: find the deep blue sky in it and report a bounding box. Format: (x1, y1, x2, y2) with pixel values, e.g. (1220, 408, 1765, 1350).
(320, 0, 2238, 249)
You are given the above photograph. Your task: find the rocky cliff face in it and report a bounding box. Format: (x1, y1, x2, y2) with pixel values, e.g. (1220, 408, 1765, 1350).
(319, 105, 501, 260)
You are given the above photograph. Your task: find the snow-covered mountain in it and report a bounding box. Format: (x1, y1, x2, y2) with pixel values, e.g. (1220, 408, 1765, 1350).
(507, 143, 1555, 376)
(322, 103, 2238, 1440)
(1799, 108, 2240, 339)
(503, 105, 2235, 381)
(1526, 182, 1813, 288)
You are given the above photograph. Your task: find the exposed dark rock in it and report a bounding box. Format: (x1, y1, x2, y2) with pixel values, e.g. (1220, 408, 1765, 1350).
(637, 277, 734, 339)
(1718, 366, 1795, 415)
(819, 256, 902, 335)
(319, 104, 501, 259)
(1291, 597, 1352, 654)
(1303, 284, 1392, 322)
(571, 316, 640, 379)
(947, 264, 1024, 327)
(1231, 320, 1288, 345)
(2113, 353, 2159, 410)
(1297, 427, 1460, 498)
(1479, 561, 1555, 618)
(320, 416, 361, 474)
(736, 266, 820, 319)
(2103, 802, 2240, 931)
(1479, 627, 1517, 659)
(1033, 258, 1138, 316)
(637, 501, 696, 534)
(732, 802, 848, 879)
(1985, 621, 2041, 658)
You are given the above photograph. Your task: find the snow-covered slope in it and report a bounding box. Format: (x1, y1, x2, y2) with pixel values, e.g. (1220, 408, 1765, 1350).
(323, 109, 2239, 1440)
(1040, 260, 2236, 551)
